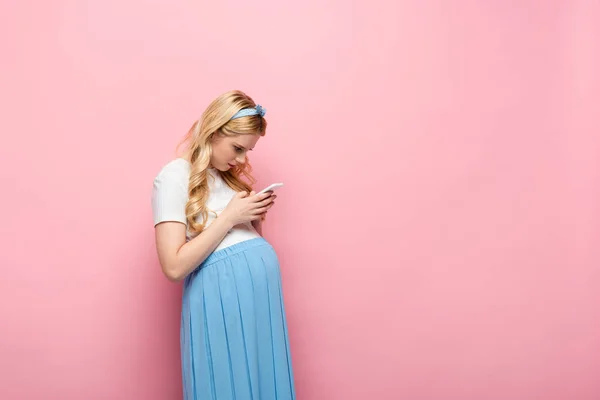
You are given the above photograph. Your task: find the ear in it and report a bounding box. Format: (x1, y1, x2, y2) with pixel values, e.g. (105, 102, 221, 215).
(210, 129, 224, 142)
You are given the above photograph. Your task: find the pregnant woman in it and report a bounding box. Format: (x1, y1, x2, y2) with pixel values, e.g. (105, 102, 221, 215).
(151, 90, 296, 399)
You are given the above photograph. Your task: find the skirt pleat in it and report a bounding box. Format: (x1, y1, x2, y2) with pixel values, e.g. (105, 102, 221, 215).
(180, 238, 295, 400)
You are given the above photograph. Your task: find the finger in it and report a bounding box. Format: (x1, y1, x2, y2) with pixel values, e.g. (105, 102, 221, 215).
(252, 205, 272, 215)
(249, 190, 256, 196)
(256, 191, 273, 201)
(237, 191, 248, 198)
(257, 195, 276, 207)
(256, 199, 273, 208)
(255, 212, 267, 221)
(250, 195, 272, 207)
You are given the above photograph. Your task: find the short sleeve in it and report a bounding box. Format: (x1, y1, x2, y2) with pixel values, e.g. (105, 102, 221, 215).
(151, 161, 189, 226)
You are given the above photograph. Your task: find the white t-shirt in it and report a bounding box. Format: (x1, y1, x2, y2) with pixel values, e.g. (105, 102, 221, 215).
(151, 158, 261, 252)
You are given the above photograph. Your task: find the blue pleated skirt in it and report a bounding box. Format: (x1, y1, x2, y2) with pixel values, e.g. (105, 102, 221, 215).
(180, 237, 296, 400)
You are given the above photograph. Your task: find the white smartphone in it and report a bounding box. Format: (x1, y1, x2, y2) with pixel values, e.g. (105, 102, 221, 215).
(257, 182, 284, 195)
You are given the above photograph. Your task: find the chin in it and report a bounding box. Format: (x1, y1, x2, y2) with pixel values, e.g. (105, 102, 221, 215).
(213, 163, 229, 172)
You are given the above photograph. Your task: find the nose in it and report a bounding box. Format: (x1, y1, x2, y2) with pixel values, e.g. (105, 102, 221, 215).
(235, 154, 246, 164)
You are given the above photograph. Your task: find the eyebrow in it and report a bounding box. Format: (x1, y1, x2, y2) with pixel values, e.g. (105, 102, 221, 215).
(234, 143, 253, 151)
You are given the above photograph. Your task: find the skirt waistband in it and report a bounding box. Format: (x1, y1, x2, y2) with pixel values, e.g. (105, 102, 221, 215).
(200, 237, 271, 267)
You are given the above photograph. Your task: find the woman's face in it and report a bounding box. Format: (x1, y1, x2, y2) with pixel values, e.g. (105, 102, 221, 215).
(210, 132, 260, 171)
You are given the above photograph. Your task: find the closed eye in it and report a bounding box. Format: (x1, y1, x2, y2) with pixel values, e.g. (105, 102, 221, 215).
(234, 146, 244, 153)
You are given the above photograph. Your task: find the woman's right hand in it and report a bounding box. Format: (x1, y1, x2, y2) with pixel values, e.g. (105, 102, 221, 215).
(220, 191, 276, 227)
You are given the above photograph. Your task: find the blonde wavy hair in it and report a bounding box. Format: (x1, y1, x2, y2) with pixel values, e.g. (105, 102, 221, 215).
(176, 90, 267, 234)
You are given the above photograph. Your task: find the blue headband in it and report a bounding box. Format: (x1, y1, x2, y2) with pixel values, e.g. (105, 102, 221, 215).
(230, 104, 266, 120)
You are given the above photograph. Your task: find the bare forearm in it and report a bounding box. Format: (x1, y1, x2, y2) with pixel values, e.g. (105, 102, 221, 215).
(252, 218, 263, 236)
(164, 216, 234, 281)
(156, 191, 274, 281)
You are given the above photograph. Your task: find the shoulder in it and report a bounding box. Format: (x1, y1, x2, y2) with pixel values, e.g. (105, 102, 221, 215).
(151, 159, 190, 226)
(153, 158, 190, 187)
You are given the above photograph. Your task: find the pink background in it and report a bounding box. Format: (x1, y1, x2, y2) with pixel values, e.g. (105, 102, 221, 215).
(1, 1, 599, 399)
